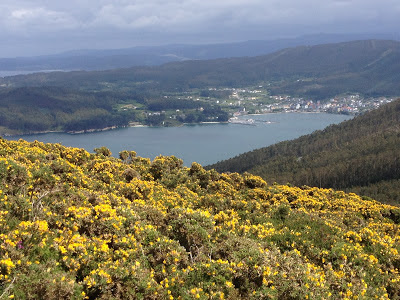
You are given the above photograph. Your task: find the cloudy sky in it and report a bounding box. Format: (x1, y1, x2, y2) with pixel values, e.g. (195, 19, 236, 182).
(1, 0, 399, 57)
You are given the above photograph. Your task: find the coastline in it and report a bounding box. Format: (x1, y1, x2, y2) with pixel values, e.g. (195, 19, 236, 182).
(1, 126, 126, 138)
(0, 111, 351, 138)
(246, 110, 322, 116)
(67, 126, 120, 134)
(0, 121, 229, 137)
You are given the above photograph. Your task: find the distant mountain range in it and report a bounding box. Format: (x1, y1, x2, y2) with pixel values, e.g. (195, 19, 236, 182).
(1, 39, 400, 99)
(1, 33, 399, 72)
(207, 99, 400, 205)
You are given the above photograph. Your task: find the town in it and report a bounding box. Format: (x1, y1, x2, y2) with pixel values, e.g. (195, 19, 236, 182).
(265, 94, 395, 115)
(138, 86, 397, 126)
(206, 86, 395, 114)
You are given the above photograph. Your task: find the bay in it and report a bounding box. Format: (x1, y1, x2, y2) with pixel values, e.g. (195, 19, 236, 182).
(5, 113, 352, 166)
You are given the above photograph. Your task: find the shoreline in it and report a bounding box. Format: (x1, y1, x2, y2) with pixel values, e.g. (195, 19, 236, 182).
(1, 126, 126, 138)
(246, 111, 321, 115)
(0, 111, 351, 138)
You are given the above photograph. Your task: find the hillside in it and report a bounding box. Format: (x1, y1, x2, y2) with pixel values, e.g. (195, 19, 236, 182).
(1, 40, 400, 99)
(0, 138, 399, 299)
(208, 99, 400, 205)
(0, 86, 230, 135)
(0, 87, 137, 134)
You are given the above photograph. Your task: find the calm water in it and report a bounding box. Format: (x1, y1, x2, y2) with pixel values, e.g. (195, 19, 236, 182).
(6, 113, 352, 166)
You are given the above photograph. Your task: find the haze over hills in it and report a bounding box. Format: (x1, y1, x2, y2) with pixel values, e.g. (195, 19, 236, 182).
(1, 39, 399, 100)
(1, 33, 399, 72)
(207, 98, 400, 205)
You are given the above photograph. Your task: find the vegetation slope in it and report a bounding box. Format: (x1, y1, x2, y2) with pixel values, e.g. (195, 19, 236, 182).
(0, 87, 135, 134)
(0, 138, 399, 299)
(0, 86, 228, 134)
(208, 99, 400, 205)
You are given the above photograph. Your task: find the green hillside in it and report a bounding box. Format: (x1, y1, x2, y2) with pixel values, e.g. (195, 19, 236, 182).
(0, 86, 229, 134)
(0, 87, 138, 134)
(208, 99, 400, 205)
(0, 138, 399, 299)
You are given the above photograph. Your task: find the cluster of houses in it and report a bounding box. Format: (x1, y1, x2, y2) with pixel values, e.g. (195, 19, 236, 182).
(213, 87, 396, 115)
(268, 95, 395, 114)
(244, 94, 395, 115)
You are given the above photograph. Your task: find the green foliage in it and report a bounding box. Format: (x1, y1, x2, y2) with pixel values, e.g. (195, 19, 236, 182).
(147, 98, 207, 111)
(0, 87, 133, 134)
(94, 147, 112, 157)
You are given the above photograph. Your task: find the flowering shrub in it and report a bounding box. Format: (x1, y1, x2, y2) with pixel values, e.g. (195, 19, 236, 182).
(0, 137, 399, 299)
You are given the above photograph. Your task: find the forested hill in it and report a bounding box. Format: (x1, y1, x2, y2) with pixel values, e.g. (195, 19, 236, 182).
(207, 99, 400, 205)
(0, 87, 136, 134)
(1, 40, 400, 98)
(0, 138, 399, 298)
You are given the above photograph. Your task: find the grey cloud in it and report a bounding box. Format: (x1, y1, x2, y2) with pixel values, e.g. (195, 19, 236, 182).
(0, 0, 399, 57)
(4, 0, 400, 31)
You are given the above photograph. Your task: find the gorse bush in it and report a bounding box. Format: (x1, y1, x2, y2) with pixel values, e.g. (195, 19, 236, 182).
(0, 138, 399, 299)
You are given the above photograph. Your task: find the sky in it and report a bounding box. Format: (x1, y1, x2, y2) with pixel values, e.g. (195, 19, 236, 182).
(1, 0, 399, 57)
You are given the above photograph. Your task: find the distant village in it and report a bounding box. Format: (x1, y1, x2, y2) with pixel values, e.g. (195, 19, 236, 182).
(266, 94, 395, 115)
(143, 87, 397, 124)
(217, 87, 396, 115)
